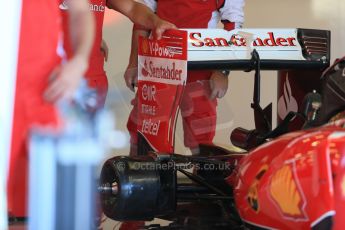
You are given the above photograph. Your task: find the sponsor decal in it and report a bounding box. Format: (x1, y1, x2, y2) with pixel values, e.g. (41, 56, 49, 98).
(59, 0, 105, 12)
(247, 165, 268, 212)
(186, 29, 304, 62)
(141, 84, 156, 102)
(141, 104, 156, 116)
(278, 74, 298, 120)
(141, 84, 156, 116)
(189, 32, 297, 48)
(141, 61, 149, 77)
(269, 164, 307, 220)
(142, 119, 160, 136)
(141, 59, 183, 82)
(142, 40, 175, 58)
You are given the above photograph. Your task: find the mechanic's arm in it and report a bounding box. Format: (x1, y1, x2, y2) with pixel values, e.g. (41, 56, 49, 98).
(45, 0, 95, 102)
(124, 28, 150, 91)
(210, 70, 229, 100)
(107, 0, 175, 39)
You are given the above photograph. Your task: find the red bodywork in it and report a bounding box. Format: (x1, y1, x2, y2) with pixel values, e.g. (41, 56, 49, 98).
(334, 142, 345, 230)
(229, 120, 345, 229)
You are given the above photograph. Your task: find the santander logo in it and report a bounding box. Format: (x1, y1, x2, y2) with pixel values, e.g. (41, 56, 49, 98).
(278, 74, 298, 120)
(189, 32, 297, 47)
(141, 60, 149, 77)
(141, 60, 182, 81)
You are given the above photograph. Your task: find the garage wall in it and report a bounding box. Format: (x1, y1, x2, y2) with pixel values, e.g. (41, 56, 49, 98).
(102, 0, 345, 156)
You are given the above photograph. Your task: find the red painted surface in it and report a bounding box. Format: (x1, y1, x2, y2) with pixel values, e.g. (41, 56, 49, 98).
(333, 137, 345, 230)
(230, 120, 345, 229)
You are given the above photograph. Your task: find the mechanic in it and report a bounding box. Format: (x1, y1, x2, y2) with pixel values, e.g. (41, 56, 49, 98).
(60, 0, 176, 106)
(8, 0, 95, 219)
(125, 0, 245, 155)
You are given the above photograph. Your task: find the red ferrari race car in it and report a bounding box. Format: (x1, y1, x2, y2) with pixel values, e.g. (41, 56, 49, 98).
(98, 28, 345, 230)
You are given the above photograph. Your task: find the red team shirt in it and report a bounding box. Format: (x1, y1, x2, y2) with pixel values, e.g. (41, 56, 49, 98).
(8, 0, 63, 217)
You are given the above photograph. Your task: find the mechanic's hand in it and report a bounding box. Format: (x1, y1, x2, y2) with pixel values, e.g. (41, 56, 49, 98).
(124, 65, 138, 92)
(101, 39, 109, 62)
(44, 55, 88, 102)
(152, 19, 177, 40)
(209, 70, 229, 100)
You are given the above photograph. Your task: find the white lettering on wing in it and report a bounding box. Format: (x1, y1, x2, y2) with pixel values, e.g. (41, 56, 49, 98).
(59, 1, 105, 12)
(142, 119, 161, 136)
(141, 84, 156, 102)
(145, 61, 183, 81)
(148, 41, 175, 58)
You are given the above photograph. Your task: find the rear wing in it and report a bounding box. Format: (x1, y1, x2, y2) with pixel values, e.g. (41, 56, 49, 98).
(186, 28, 330, 70)
(135, 29, 331, 154)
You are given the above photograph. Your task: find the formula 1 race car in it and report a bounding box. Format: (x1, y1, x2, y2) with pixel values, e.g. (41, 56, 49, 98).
(98, 28, 345, 229)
